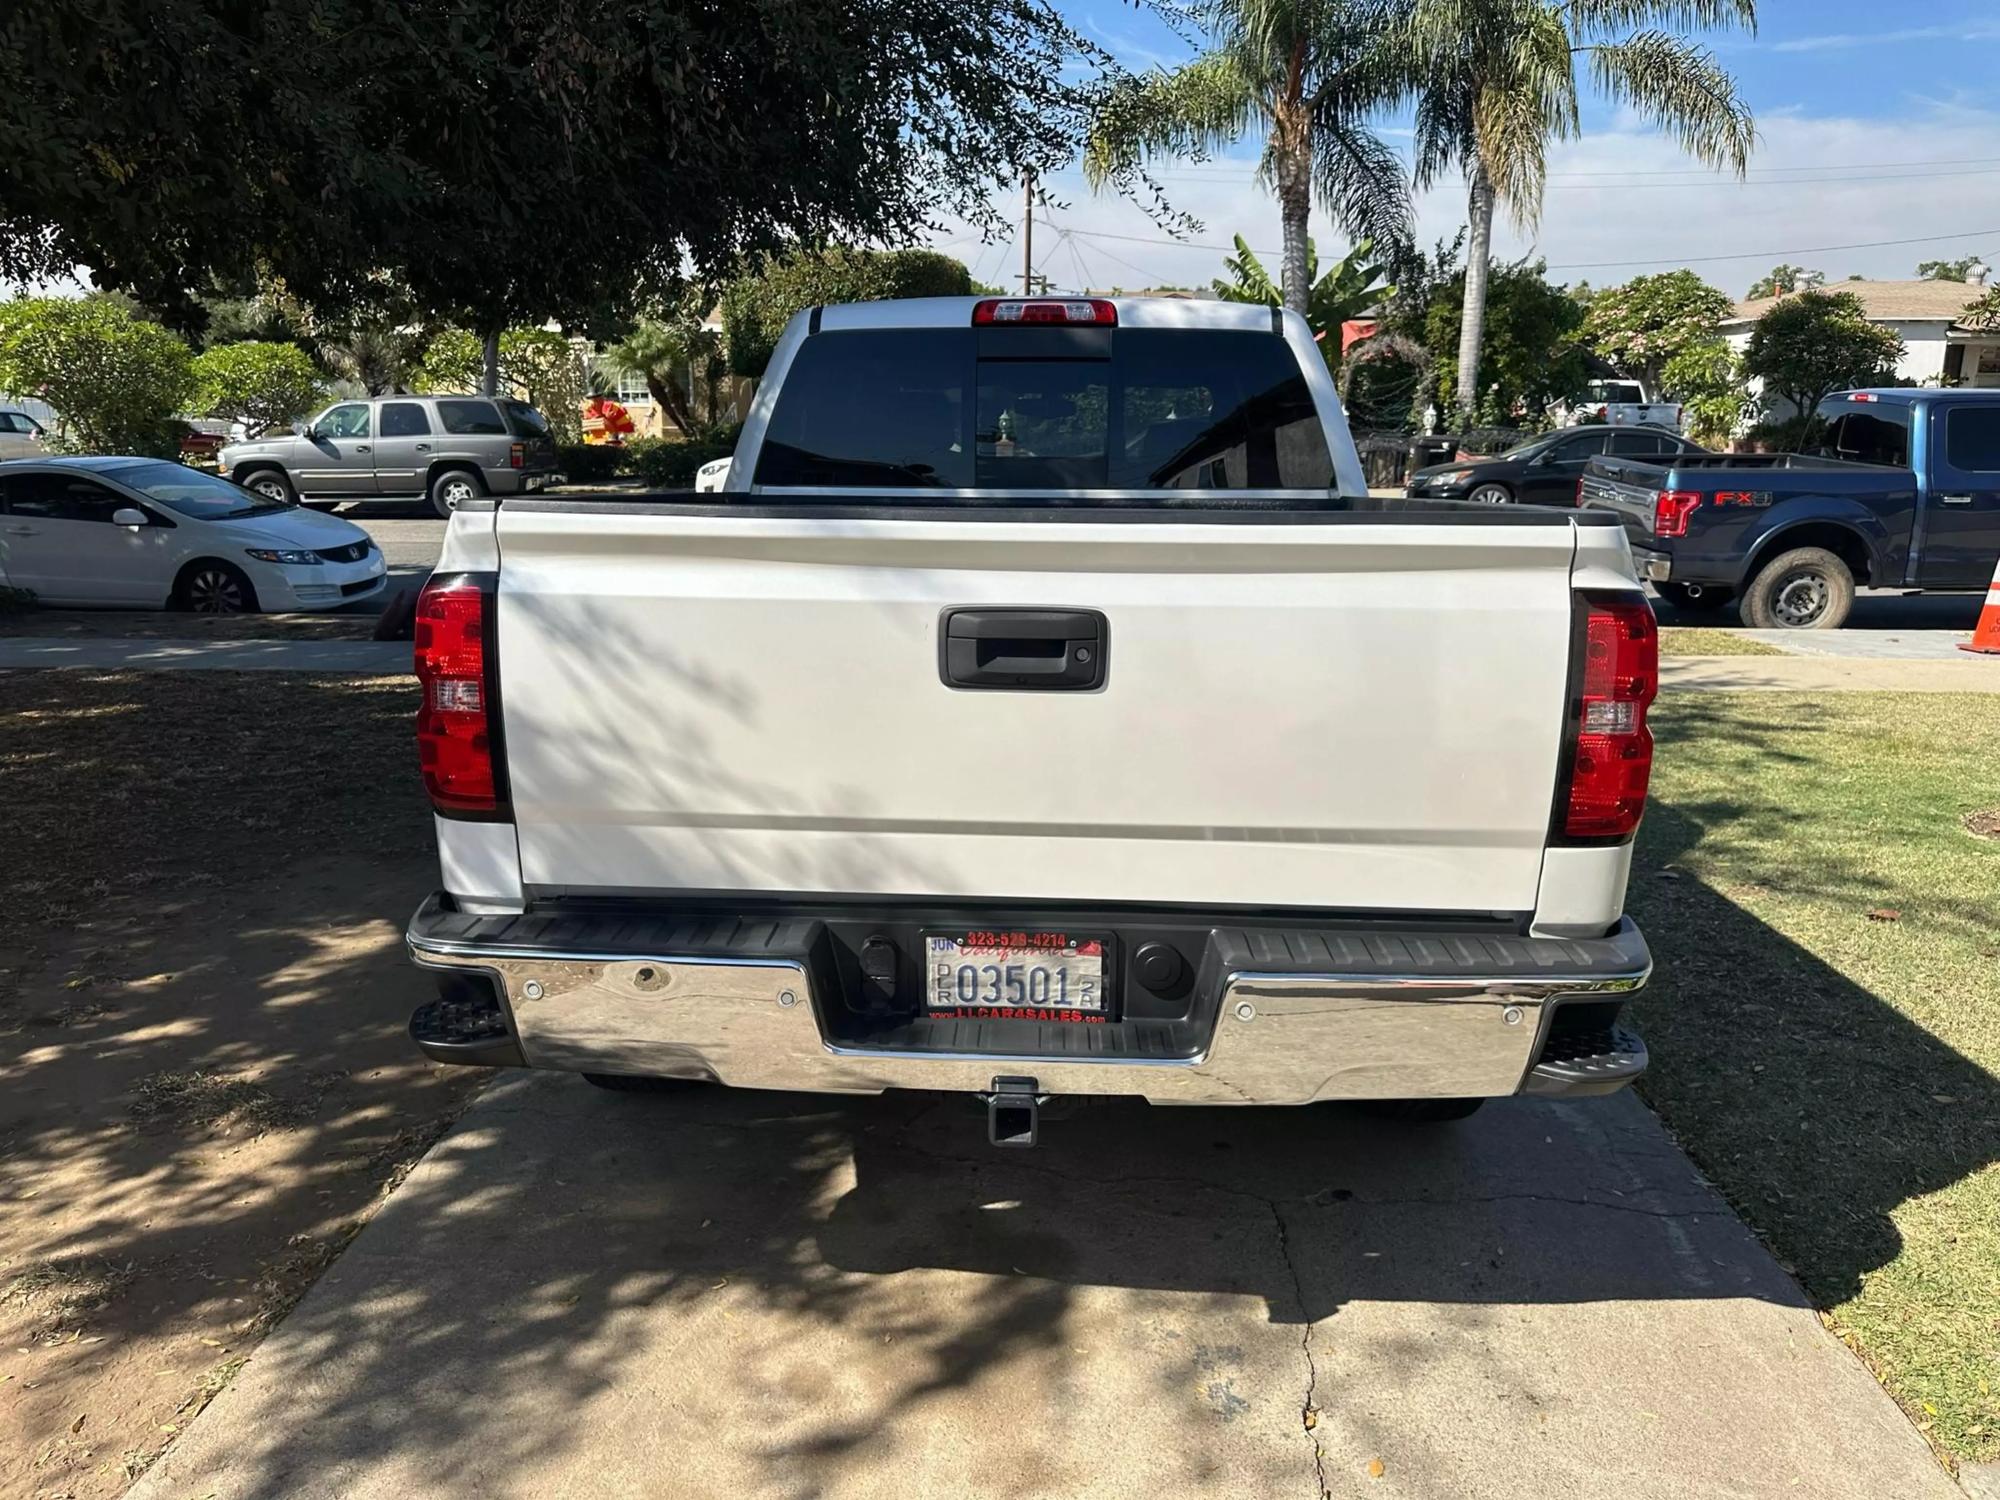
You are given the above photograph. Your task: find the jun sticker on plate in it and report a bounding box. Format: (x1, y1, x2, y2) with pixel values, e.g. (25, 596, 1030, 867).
(924, 931, 1107, 1022)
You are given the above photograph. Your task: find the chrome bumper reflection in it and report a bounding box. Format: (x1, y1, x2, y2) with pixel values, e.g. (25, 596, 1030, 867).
(408, 921, 1650, 1105)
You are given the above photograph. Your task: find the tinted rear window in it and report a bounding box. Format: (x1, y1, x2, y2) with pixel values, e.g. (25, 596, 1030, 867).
(1819, 409, 1908, 467)
(436, 400, 507, 436)
(1610, 431, 1674, 457)
(380, 402, 430, 437)
(501, 400, 550, 437)
(753, 326, 1333, 492)
(1944, 406, 2000, 470)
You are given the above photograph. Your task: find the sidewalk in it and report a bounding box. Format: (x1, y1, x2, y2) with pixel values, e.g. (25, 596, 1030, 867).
(0, 638, 411, 673)
(1662, 654, 2000, 693)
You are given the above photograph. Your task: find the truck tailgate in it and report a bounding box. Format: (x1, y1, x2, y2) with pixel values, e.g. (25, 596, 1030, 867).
(492, 506, 1579, 914)
(1578, 459, 1664, 551)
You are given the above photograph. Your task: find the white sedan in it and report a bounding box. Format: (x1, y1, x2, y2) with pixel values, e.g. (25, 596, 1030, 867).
(0, 456, 388, 613)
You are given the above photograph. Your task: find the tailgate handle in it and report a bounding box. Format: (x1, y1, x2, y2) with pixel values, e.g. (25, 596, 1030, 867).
(939, 608, 1107, 691)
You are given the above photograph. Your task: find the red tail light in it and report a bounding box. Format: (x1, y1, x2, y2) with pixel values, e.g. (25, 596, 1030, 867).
(1653, 489, 1701, 537)
(972, 298, 1116, 326)
(509, 442, 525, 468)
(1560, 595, 1657, 840)
(1574, 475, 1586, 507)
(414, 575, 505, 818)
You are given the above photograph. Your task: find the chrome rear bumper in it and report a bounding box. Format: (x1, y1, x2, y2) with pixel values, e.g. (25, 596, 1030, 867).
(407, 898, 1650, 1105)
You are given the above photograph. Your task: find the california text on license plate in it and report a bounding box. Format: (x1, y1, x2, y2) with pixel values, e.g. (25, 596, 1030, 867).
(925, 931, 1107, 1022)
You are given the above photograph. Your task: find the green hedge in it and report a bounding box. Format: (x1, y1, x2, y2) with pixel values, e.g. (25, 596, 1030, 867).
(556, 444, 624, 484)
(621, 426, 742, 489)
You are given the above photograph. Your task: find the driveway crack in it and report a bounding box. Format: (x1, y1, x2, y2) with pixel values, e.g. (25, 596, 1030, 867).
(1269, 1199, 1331, 1499)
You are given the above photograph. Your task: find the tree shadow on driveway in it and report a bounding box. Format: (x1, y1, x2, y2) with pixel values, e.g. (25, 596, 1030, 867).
(125, 1051, 1962, 1500)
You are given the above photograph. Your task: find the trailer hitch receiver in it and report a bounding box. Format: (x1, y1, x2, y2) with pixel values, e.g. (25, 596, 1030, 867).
(985, 1076, 1043, 1148)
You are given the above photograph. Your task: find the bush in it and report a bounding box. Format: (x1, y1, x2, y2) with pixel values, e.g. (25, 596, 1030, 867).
(721, 248, 973, 377)
(1742, 414, 1824, 454)
(1741, 290, 1904, 416)
(191, 340, 326, 435)
(620, 426, 741, 488)
(0, 296, 194, 453)
(556, 444, 624, 484)
(1452, 426, 1535, 455)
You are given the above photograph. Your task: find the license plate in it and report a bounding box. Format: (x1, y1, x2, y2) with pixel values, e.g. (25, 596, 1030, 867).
(925, 931, 1107, 1020)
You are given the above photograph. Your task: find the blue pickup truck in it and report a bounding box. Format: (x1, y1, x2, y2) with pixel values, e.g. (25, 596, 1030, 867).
(1578, 388, 2000, 628)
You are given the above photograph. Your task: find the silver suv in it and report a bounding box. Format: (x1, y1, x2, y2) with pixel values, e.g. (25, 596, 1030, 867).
(218, 394, 560, 518)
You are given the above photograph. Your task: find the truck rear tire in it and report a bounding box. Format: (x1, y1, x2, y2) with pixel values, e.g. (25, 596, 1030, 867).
(1362, 1097, 1486, 1123)
(1740, 546, 1854, 630)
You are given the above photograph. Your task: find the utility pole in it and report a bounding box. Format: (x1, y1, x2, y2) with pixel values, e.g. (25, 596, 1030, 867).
(1021, 171, 1034, 295)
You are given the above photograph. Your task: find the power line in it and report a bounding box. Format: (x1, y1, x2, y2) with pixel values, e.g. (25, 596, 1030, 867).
(1041, 209, 1196, 285)
(1544, 226, 2000, 270)
(1047, 221, 2000, 273)
(1065, 226, 1278, 256)
(1071, 233, 1162, 285)
(967, 234, 1014, 287)
(1144, 164, 2000, 190)
(1138, 153, 2000, 183)
(1064, 233, 1095, 295)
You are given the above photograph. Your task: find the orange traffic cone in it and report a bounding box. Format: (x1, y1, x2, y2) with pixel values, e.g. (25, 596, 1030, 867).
(1963, 554, 2000, 655)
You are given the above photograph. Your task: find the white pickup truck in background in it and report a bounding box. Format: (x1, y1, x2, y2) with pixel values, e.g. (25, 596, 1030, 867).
(1565, 379, 1683, 434)
(405, 296, 1658, 1146)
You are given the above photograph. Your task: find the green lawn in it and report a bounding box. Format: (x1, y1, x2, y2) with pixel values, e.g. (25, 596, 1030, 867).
(1656, 627, 1785, 657)
(1630, 693, 2000, 1465)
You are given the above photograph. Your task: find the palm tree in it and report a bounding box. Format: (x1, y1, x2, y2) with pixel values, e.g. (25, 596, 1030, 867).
(602, 316, 727, 439)
(1211, 233, 1394, 365)
(1084, 0, 1411, 315)
(1402, 0, 1756, 421)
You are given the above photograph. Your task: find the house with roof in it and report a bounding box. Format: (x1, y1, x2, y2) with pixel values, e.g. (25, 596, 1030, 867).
(1719, 274, 2000, 417)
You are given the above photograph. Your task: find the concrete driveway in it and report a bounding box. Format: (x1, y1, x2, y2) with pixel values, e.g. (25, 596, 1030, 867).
(129, 1076, 1954, 1500)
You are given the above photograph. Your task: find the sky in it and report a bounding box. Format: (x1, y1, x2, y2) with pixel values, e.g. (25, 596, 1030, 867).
(938, 0, 2000, 301)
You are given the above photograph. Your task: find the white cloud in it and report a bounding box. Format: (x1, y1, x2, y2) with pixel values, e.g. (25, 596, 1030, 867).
(933, 102, 2000, 300)
(1771, 22, 2000, 53)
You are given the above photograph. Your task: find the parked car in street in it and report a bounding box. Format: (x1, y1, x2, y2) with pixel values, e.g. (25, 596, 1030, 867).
(217, 394, 560, 518)
(0, 408, 48, 459)
(403, 295, 1657, 1147)
(1580, 388, 2000, 628)
(1406, 424, 1702, 505)
(0, 456, 387, 612)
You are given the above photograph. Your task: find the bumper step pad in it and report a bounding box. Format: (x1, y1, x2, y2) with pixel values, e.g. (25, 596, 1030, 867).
(409, 992, 526, 1069)
(1524, 1024, 1649, 1096)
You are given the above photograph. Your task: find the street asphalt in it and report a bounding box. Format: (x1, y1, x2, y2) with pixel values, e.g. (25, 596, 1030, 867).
(127, 1074, 1958, 1500)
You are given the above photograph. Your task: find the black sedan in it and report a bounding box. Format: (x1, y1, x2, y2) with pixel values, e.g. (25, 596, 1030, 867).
(1405, 425, 1703, 506)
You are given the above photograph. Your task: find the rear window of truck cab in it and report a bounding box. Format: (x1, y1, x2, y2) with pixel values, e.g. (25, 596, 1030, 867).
(1813, 404, 1909, 467)
(752, 327, 1335, 492)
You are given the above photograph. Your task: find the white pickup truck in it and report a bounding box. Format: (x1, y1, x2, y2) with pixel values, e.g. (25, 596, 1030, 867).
(405, 296, 1658, 1145)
